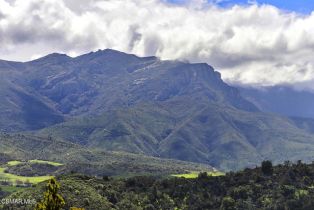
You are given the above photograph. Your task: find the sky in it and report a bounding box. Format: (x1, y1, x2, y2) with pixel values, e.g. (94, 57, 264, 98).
(168, 0, 314, 14)
(1, 0, 314, 91)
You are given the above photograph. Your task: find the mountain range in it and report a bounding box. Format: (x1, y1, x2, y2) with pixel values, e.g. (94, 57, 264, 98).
(239, 86, 314, 119)
(1, 49, 314, 171)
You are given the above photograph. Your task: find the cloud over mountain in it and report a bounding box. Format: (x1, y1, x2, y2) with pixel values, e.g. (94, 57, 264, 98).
(1, 0, 314, 90)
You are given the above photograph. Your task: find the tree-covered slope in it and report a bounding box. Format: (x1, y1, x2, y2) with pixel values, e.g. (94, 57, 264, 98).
(38, 101, 314, 171)
(0, 64, 63, 131)
(0, 133, 214, 177)
(5, 161, 314, 210)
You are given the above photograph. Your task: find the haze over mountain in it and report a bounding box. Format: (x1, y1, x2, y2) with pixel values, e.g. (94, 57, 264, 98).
(1, 49, 314, 171)
(239, 86, 314, 119)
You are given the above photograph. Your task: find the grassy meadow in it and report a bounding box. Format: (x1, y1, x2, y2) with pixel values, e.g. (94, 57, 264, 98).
(0, 159, 63, 186)
(172, 171, 225, 178)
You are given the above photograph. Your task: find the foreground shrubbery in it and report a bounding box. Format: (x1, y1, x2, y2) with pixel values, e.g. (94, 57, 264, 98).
(4, 160, 314, 209)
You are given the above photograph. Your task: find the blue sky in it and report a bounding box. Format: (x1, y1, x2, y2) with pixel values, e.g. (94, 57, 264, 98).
(167, 0, 314, 14)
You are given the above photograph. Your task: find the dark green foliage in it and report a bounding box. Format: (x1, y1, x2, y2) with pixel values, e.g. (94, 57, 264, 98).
(261, 160, 273, 175)
(7, 161, 314, 210)
(0, 153, 12, 164)
(0, 186, 6, 198)
(220, 196, 236, 210)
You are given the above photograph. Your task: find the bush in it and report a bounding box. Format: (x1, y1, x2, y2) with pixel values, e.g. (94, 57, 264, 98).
(220, 196, 236, 210)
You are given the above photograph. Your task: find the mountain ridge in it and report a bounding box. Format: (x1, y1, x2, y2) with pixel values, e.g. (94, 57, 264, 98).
(0, 49, 258, 131)
(1, 49, 314, 171)
(239, 85, 314, 119)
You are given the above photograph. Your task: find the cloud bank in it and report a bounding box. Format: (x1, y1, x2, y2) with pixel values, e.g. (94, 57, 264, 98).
(1, 0, 314, 90)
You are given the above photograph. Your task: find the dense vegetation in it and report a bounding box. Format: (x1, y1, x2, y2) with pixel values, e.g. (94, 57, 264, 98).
(0, 133, 214, 206)
(3, 161, 314, 209)
(0, 133, 214, 178)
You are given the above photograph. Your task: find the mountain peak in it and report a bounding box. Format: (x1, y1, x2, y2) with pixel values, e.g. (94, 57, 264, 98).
(79, 48, 133, 57)
(28, 53, 71, 64)
(76, 49, 158, 62)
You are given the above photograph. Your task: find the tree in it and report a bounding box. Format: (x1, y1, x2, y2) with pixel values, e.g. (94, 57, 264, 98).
(261, 160, 273, 176)
(220, 196, 236, 210)
(35, 178, 65, 210)
(198, 172, 208, 179)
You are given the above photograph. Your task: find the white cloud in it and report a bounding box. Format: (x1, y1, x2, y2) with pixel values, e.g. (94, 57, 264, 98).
(1, 0, 314, 90)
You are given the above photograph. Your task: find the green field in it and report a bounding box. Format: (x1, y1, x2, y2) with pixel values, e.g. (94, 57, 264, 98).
(0, 167, 52, 185)
(172, 171, 225, 179)
(29, 159, 63, 166)
(7, 159, 63, 167)
(0, 160, 62, 186)
(7, 160, 22, 166)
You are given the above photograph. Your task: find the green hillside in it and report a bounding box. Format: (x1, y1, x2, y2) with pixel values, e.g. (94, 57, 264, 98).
(0, 133, 214, 177)
(39, 102, 314, 171)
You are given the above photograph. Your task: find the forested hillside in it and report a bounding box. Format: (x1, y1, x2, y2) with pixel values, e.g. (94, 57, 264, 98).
(3, 161, 314, 210)
(0, 133, 214, 177)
